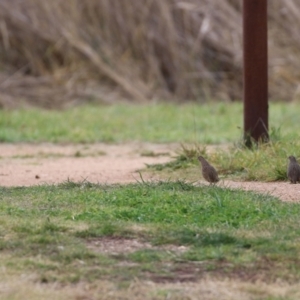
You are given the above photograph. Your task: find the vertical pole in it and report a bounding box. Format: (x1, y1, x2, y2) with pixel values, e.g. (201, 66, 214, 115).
(243, 0, 268, 147)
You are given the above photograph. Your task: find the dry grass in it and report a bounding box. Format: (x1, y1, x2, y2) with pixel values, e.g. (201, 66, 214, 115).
(1, 274, 300, 300)
(0, 0, 300, 107)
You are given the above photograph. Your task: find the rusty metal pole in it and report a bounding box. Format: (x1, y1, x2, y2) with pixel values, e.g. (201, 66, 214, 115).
(243, 0, 268, 147)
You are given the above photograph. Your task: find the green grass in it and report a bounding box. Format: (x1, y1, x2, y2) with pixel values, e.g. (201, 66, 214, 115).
(0, 102, 300, 144)
(1, 180, 300, 285)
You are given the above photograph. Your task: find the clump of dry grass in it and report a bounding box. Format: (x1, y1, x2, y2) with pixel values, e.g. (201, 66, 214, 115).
(0, 0, 299, 107)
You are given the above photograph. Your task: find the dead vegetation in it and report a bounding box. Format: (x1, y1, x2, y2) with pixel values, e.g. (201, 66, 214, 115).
(0, 0, 300, 108)
(2, 276, 300, 300)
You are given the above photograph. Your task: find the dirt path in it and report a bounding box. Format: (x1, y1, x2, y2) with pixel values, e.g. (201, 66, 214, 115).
(219, 180, 300, 202)
(0, 143, 299, 202)
(0, 142, 176, 186)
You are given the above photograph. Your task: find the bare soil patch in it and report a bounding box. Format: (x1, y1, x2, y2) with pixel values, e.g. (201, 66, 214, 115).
(0, 142, 298, 202)
(0, 142, 176, 186)
(220, 180, 300, 202)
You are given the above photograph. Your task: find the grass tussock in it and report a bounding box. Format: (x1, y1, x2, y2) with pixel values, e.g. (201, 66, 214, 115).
(0, 0, 300, 107)
(148, 136, 300, 182)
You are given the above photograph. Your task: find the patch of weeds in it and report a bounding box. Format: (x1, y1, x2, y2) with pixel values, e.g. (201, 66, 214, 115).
(57, 179, 98, 189)
(126, 249, 168, 263)
(214, 140, 293, 181)
(37, 221, 68, 234)
(274, 167, 288, 181)
(11, 152, 72, 159)
(97, 150, 106, 156)
(181, 143, 207, 158)
(11, 154, 35, 159)
(145, 179, 197, 191)
(147, 144, 206, 171)
(75, 222, 137, 239)
(74, 150, 82, 157)
(23, 259, 60, 272)
(51, 246, 97, 264)
(269, 126, 283, 142)
(73, 150, 107, 157)
(140, 150, 169, 157)
(146, 155, 190, 171)
(153, 228, 250, 250)
(146, 138, 300, 181)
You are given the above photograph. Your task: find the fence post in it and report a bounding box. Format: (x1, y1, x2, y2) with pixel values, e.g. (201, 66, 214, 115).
(243, 0, 268, 147)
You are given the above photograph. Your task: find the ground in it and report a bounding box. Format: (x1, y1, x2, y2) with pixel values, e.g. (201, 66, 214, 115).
(0, 142, 298, 202)
(0, 142, 175, 186)
(2, 142, 300, 300)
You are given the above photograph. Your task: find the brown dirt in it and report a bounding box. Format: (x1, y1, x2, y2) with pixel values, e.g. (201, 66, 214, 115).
(0, 142, 299, 202)
(218, 180, 300, 202)
(0, 142, 176, 186)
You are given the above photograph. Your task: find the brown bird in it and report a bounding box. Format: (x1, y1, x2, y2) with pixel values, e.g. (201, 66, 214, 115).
(287, 155, 300, 184)
(198, 156, 219, 184)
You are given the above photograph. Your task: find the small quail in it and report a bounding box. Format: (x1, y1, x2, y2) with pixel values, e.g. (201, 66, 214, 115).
(287, 155, 300, 184)
(198, 156, 219, 184)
